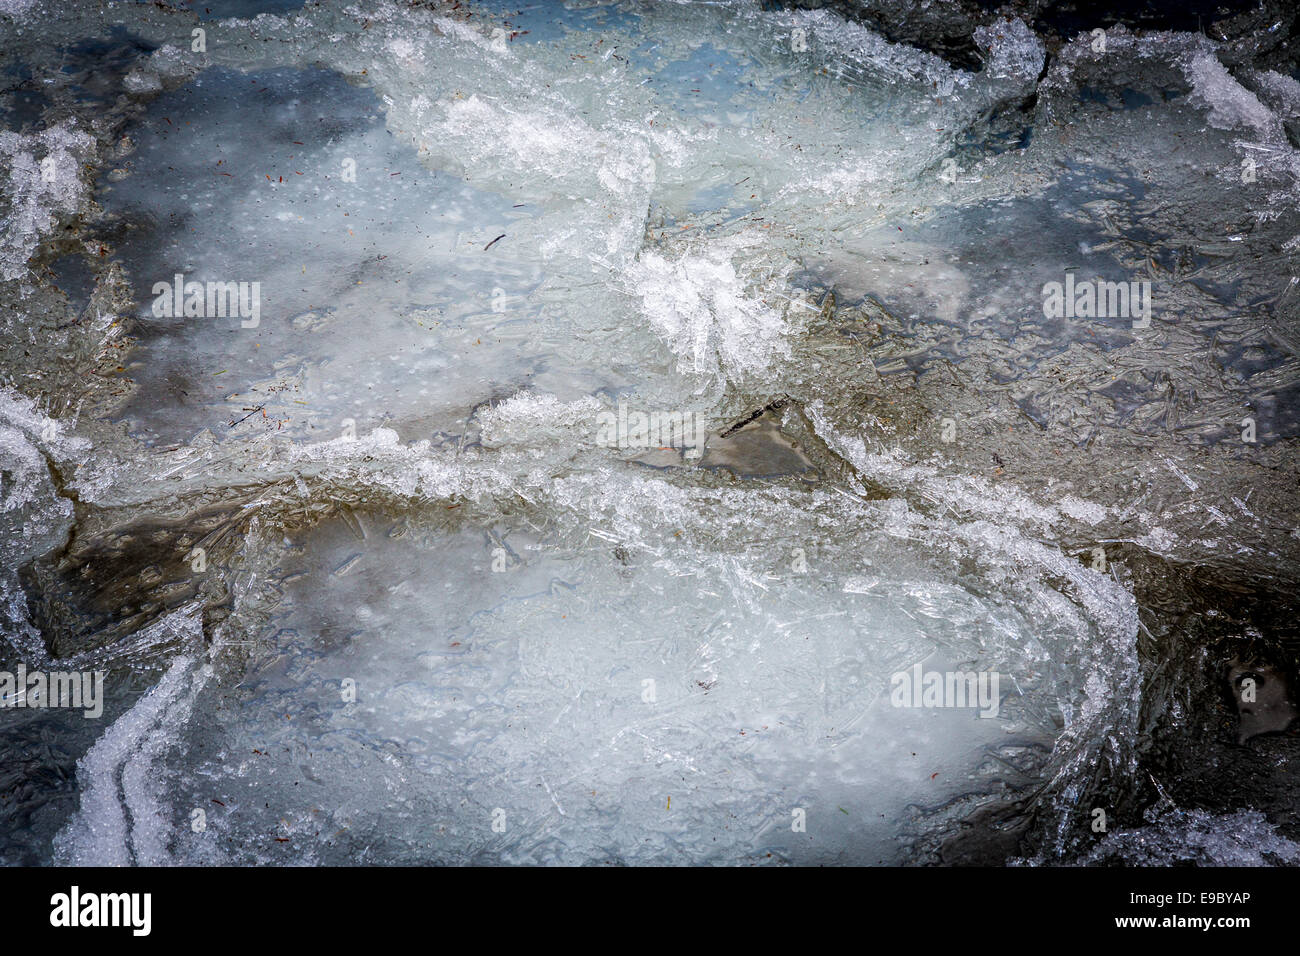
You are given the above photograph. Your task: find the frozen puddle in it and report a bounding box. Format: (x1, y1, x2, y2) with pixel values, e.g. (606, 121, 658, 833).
(66, 504, 1074, 865)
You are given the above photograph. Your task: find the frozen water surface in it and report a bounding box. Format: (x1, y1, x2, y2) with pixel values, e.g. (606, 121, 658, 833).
(140, 512, 1059, 864)
(0, 0, 1298, 865)
(104, 66, 557, 445)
